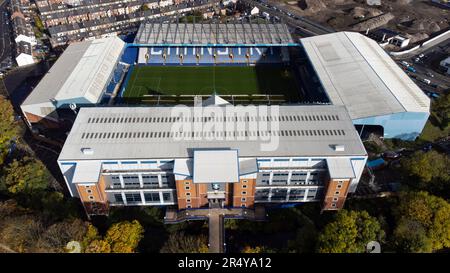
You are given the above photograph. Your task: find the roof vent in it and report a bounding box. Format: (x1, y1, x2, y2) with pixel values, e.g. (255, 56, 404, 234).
(334, 145, 345, 152)
(81, 148, 94, 155)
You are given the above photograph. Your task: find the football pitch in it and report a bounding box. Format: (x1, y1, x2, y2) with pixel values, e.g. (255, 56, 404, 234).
(122, 65, 301, 103)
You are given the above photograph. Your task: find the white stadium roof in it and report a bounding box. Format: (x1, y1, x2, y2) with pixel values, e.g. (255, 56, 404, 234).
(21, 36, 125, 119)
(58, 103, 367, 161)
(301, 32, 430, 120)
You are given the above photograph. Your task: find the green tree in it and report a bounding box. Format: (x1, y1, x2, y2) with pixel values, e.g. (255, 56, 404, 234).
(400, 150, 450, 185)
(394, 191, 450, 252)
(316, 210, 384, 253)
(0, 156, 50, 195)
(0, 97, 21, 166)
(392, 218, 433, 253)
(160, 232, 209, 253)
(433, 92, 450, 129)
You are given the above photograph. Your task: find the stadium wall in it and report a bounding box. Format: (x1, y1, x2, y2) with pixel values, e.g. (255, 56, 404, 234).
(352, 112, 429, 140)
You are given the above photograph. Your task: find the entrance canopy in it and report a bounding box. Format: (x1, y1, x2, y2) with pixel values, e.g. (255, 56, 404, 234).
(193, 150, 239, 183)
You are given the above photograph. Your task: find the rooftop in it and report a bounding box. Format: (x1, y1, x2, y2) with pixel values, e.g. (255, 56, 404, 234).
(58, 104, 367, 161)
(134, 22, 295, 45)
(21, 36, 125, 108)
(301, 32, 430, 120)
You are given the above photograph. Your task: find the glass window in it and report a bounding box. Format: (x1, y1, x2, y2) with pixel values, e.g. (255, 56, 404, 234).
(114, 194, 123, 203)
(142, 175, 159, 188)
(163, 192, 172, 202)
(144, 192, 160, 202)
(288, 189, 305, 201)
(125, 193, 141, 203)
(255, 189, 270, 201)
(271, 188, 288, 201)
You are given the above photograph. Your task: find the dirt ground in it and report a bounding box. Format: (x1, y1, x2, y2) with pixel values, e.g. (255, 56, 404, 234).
(271, 0, 449, 42)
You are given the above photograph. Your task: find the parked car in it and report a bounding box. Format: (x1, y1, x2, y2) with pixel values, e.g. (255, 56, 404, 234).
(382, 151, 401, 160)
(426, 72, 434, 78)
(401, 61, 409, 67)
(422, 78, 431, 84)
(419, 53, 425, 58)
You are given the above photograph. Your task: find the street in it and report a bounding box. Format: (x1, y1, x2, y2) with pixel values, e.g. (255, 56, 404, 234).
(396, 39, 450, 96)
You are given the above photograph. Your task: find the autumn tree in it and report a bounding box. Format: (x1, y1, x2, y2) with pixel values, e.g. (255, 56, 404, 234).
(316, 210, 385, 253)
(0, 156, 50, 196)
(83, 220, 144, 253)
(0, 97, 21, 165)
(393, 191, 450, 252)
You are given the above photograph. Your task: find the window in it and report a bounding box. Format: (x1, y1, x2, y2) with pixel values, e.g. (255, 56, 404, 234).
(186, 192, 191, 196)
(242, 180, 248, 183)
(125, 193, 141, 203)
(241, 204, 246, 208)
(186, 199, 191, 203)
(241, 197, 247, 202)
(185, 186, 190, 190)
(331, 203, 337, 208)
(242, 184, 247, 189)
(241, 191, 247, 195)
(186, 205, 192, 209)
(88, 196, 94, 200)
(114, 194, 123, 203)
(337, 184, 343, 189)
(184, 181, 190, 185)
(163, 192, 172, 202)
(335, 191, 340, 195)
(142, 175, 159, 188)
(123, 175, 140, 188)
(144, 192, 160, 202)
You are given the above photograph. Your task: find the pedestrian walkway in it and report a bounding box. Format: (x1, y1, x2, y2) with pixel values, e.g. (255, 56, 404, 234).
(164, 206, 266, 253)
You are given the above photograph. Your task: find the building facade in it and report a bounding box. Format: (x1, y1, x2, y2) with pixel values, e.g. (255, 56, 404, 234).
(57, 103, 368, 216)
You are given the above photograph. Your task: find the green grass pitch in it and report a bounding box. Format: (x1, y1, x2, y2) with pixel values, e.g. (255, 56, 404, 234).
(122, 65, 300, 102)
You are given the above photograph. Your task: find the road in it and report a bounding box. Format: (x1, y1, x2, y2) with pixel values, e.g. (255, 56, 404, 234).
(239, 0, 333, 37)
(397, 38, 450, 94)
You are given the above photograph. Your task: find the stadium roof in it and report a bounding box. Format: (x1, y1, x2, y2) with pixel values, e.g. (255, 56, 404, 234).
(58, 103, 367, 161)
(301, 32, 430, 120)
(134, 22, 295, 46)
(21, 37, 125, 118)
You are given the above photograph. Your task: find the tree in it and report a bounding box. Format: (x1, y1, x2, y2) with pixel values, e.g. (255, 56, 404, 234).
(316, 210, 384, 253)
(160, 232, 209, 253)
(83, 221, 144, 253)
(400, 151, 450, 186)
(433, 92, 450, 129)
(104, 220, 144, 253)
(394, 191, 450, 252)
(0, 156, 50, 195)
(0, 97, 21, 166)
(392, 218, 433, 253)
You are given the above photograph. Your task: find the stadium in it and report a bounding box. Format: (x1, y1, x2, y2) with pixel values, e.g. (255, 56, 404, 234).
(21, 20, 430, 140)
(117, 21, 302, 105)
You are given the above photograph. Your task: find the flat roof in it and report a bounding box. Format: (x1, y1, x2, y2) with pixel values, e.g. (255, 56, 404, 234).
(326, 157, 356, 179)
(58, 103, 367, 161)
(134, 22, 294, 45)
(301, 32, 430, 120)
(193, 150, 239, 183)
(22, 36, 125, 109)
